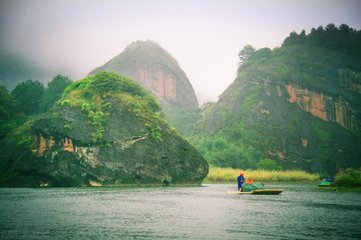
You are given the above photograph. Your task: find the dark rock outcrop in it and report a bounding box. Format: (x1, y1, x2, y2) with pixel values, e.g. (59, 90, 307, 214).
(0, 72, 208, 187)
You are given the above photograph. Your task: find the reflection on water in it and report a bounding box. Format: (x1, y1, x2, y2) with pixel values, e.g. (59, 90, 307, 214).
(0, 184, 360, 239)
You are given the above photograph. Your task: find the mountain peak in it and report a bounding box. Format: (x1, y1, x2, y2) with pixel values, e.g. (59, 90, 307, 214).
(89, 40, 197, 106)
(89, 40, 200, 134)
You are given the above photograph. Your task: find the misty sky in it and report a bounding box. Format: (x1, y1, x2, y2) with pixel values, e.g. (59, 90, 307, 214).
(1, 0, 361, 104)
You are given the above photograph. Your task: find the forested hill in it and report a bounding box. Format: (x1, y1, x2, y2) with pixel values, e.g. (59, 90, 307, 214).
(191, 24, 361, 175)
(282, 23, 361, 58)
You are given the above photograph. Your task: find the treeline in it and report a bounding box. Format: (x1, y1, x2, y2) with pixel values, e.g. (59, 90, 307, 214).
(282, 23, 361, 58)
(0, 75, 72, 139)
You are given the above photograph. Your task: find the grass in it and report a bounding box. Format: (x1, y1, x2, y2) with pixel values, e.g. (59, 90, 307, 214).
(204, 167, 320, 183)
(334, 168, 361, 187)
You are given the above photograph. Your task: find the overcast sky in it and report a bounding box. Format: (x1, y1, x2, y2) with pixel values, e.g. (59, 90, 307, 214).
(1, 0, 361, 104)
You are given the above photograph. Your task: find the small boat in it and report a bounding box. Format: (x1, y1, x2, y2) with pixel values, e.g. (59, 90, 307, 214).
(318, 177, 334, 187)
(227, 182, 283, 195)
(227, 189, 283, 195)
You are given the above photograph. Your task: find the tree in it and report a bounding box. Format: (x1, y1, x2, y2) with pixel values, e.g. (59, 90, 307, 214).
(11, 80, 45, 115)
(282, 23, 361, 58)
(0, 85, 15, 121)
(249, 48, 272, 60)
(299, 30, 307, 42)
(0, 85, 23, 139)
(40, 75, 72, 112)
(339, 24, 351, 34)
(238, 45, 255, 65)
(283, 31, 299, 46)
(325, 23, 337, 33)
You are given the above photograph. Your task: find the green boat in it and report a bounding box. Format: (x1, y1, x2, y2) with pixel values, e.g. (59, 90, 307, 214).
(318, 177, 334, 187)
(227, 182, 283, 195)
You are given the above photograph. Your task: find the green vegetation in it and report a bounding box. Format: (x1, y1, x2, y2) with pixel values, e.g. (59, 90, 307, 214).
(191, 85, 270, 169)
(191, 23, 361, 175)
(0, 71, 167, 145)
(40, 75, 72, 112)
(165, 103, 200, 136)
(334, 168, 361, 187)
(191, 80, 269, 168)
(204, 167, 319, 183)
(0, 85, 16, 120)
(0, 70, 209, 187)
(311, 121, 330, 143)
(1, 80, 44, 140)
(60, 71, 165, 142)
(11, 79, 45, 115)
(239, 86, 261, 118)
(238, 44, 255, 65)
(282, 23, 361, 58)
(0, 85, 18, 138)
(257, 159, 282, 170)
(0, 75, 73, 141)
(191, 135, 263, 169)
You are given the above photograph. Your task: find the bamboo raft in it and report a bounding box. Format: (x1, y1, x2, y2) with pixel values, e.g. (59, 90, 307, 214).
(227, 189, 283, 195)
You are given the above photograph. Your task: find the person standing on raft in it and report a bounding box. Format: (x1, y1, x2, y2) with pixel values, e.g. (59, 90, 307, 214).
(237, 173, 245, 191)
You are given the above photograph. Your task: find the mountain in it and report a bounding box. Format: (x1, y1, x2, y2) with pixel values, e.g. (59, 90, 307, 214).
(0, 72, 208, 187)
(191, 25, 361, 175)
(0, 49, 50, 90)
(89, 40, 200, 135)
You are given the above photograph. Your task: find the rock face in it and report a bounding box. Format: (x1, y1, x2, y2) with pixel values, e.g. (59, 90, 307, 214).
(192, 45, 361, 174)
(285, 84, 356, 130)
(0, 72, 208, 187)
(89, 40, 200, 135)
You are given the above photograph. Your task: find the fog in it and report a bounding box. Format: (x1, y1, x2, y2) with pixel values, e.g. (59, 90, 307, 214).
(1, 0, 360, 104)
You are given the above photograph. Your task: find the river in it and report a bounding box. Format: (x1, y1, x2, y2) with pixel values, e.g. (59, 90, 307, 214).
(0, 183, 360, 239)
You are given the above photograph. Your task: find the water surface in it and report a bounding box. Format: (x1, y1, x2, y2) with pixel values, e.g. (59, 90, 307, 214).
(1, 183, 360, 239)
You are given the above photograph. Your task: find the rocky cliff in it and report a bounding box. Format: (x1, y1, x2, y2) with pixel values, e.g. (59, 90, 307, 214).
(285, 84, 357, 130)
(89, 40, 200, 135)
(192, 44, 361, 174)
(0, 72, 208, 187)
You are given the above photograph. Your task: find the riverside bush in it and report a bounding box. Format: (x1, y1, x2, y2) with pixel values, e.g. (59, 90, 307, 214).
(334, 168, 361, 187)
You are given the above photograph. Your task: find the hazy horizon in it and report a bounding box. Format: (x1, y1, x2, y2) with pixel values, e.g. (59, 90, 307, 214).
(1, 0, 361, 104)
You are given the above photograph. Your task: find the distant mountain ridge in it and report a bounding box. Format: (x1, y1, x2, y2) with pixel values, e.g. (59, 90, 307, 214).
(0, 49, 51, 90)
(89, 40, 200, 134)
